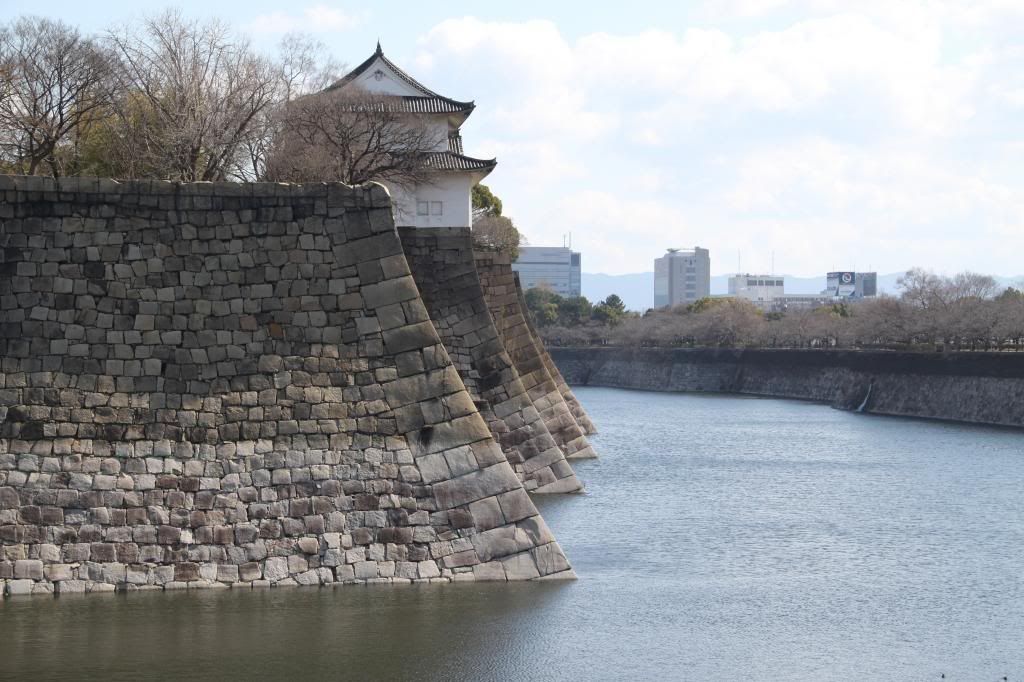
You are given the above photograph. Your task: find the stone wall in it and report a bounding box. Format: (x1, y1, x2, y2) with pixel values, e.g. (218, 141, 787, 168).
(551, 346, 1024, 427)
(512, 275, 597, 435)
(474, 252, 596, 460)
(0, 175, 573, 598)
(398, 228, 582, 493)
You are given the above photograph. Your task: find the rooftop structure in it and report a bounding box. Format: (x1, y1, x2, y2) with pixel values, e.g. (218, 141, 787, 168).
(728, 274, 785, 307)
(327, 43, 495, 228)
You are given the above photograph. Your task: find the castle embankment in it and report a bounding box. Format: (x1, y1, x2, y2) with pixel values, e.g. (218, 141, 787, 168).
(475, 252, 598, 460)
(398, 227, 583, 493)
(0, 176, 575, 597)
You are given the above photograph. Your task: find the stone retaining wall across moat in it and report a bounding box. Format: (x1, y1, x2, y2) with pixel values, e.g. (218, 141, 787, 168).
(551, 346, 1024, 428)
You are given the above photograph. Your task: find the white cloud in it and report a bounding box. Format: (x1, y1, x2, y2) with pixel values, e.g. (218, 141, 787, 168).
(246, 4, 366, 35)
(409, 9, 1024, 276)
(724, 137, 1023, 222)
(720, 137, 1024, 274)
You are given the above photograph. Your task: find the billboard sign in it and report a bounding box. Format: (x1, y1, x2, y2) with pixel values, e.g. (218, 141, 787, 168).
(829, 271, 857, 297)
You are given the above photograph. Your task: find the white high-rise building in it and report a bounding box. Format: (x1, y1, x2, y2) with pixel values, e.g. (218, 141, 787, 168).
(513, 247, 582, 297)
(653, 248, 710, 308)
(327, 43, 495, 228)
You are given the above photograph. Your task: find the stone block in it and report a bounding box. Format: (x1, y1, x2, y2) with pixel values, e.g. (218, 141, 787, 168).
(416, 453, 451, 485)
(102, 562, 126, 584)
(174, 562, 200, 582)
(295, 569, 321, 586)
(416, 561, 441, 579)
(7, 579, 35, 596)
(431, 463, 520, 510)
(217, 564, 239, 583)
(14, 559, 43, 580)
(263, 557, 288, 582)
(532, 543, 571, 576)
(57, 580, 87, 594)
(44, 564, 74, 582)
(497, 488, 535, 524)
(500, 552, 540, 581)
(239, 562, 262, 582)
(472, 562, 507, 582)
(126, 565, 151, 585)
(470, 526, 532, 563)
(353, 561, 378, 580)
(469, 496, 505, 531)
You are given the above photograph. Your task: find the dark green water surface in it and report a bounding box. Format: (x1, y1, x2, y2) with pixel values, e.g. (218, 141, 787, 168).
(2, 388, 1023, 680)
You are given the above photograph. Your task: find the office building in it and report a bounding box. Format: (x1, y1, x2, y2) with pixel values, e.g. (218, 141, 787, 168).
(653, 247, 711, 308)
(512, 246, 582, 297)
(728, 274, 785, 307)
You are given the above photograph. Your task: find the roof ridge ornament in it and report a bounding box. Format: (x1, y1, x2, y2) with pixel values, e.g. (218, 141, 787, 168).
(375, 40, 383, 55)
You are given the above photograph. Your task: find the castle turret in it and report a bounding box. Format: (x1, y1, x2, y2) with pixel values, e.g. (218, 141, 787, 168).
(327, 44, 496, 228)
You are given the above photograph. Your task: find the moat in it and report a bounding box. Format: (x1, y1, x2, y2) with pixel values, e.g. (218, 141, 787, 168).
(2, 387, 1023, 680)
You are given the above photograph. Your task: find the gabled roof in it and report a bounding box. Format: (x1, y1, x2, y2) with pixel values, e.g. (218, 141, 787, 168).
(327, 43, 476, 116)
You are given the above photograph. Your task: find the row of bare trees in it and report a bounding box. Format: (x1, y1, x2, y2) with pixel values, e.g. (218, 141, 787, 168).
(539, 269, 1024, 352)
(0, 12, 438, 187)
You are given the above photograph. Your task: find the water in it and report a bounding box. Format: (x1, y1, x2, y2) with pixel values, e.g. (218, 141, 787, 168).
(2, 388, 1023, 681)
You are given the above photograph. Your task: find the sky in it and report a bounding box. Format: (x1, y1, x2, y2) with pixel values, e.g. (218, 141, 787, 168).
(4, 0, 1024, 277)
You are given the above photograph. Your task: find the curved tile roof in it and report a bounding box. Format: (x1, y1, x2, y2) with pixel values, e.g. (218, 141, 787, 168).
(424, 152, 497, 173)
(328, 43, 475, 116)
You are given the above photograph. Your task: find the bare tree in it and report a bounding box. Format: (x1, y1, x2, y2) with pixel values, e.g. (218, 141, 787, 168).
(262, 88, 442, 188)
(104, 10, 279, 181)
(948, 271, 998, 302)
(239, 33, 344, 180)
(0, 27, 10, 114)
(897, 267, 947, 309)
(277, 33, 343, 104)
(0, 16, 118, 176)
(690, 299, 764, 347)
(898, 267, 998, 309)
(472, 214, 523, 258)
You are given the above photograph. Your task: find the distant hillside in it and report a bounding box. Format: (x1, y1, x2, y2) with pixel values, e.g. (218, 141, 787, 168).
(582, 271, 1024, 312)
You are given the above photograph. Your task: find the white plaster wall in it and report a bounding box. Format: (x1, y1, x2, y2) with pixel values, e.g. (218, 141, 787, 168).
(425, 119, 450, 152)
(353, 58, 423, 96)
(384, 174, 473, 228)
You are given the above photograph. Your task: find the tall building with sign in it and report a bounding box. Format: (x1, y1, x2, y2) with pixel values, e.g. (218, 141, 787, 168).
(653, 247, 710, 308)
(824, 272, 877, 299)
